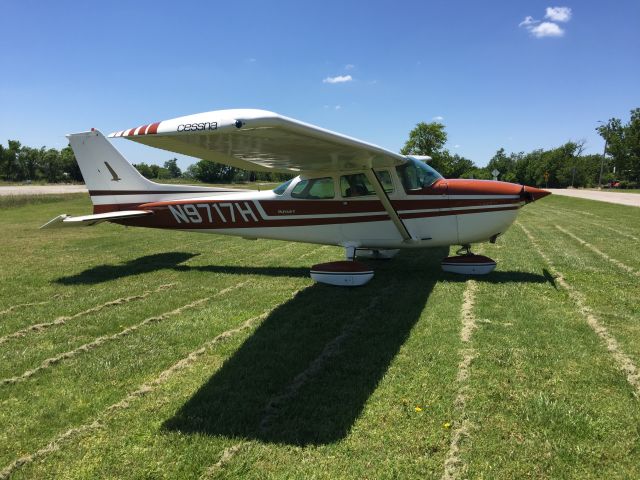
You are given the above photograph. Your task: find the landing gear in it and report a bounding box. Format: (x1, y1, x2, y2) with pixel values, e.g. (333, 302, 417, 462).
(441, 244, 497, 275)
(309, 244, 374, 287)
(355, 248, 400, 260)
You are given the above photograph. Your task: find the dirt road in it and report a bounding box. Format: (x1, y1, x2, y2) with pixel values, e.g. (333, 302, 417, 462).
(546, 189, 640, 207)
(0, 185, 88, 196)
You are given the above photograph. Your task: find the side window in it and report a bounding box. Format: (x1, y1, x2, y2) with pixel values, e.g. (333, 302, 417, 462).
(375, 170, 394, 193)
(290, 177, 334, 199)
(340, 173, 375, 197)
(340, 171, 393, 197)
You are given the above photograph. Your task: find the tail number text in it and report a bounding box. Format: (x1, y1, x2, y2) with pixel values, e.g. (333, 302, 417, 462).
(168, 202, 258, 224)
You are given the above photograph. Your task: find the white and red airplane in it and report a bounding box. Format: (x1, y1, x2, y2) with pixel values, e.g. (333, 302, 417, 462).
(42, 109, 550, 286)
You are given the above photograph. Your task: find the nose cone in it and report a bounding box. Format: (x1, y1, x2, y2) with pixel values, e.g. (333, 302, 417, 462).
(522, 185, 551, 203)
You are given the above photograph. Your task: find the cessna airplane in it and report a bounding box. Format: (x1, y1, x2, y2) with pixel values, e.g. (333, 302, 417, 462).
(42, 109, 550, 286)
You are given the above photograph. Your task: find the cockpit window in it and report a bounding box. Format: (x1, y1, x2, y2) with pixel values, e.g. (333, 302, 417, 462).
(340, 171, 393, 198)
(290, 177, 335, 199)
(273, 179, 293, 195)
(375, 170, 394, 193)
(396, 158, 443, 191)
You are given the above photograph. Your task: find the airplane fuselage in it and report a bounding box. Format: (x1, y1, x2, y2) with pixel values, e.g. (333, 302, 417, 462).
(109, 164, 546, 250)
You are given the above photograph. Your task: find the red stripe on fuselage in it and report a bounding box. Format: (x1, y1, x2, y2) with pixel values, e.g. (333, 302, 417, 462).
(111, 204, 519, 230)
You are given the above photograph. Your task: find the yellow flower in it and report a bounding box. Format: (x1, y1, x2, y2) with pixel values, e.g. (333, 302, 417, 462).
(414, 406, 423, 412)
(443, 422, 451, 429)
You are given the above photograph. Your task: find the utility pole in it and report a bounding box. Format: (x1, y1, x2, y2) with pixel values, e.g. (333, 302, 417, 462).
(597, 120, 608, 189)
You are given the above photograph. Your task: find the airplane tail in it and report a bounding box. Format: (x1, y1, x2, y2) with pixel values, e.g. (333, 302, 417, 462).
(67, 130, 238, 213)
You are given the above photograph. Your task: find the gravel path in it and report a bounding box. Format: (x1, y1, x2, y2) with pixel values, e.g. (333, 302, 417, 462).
(546, 189, 640, 207)
(0, 185, 88, 196)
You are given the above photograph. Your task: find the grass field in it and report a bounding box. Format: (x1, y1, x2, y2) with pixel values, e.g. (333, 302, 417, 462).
(1, 193, 639, 479)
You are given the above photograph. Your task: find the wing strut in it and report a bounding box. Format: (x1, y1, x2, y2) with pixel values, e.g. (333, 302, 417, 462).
(364, 169, 414, 242)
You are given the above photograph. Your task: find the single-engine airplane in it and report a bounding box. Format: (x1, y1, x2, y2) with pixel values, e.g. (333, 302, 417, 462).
(42, 109, 550, 286)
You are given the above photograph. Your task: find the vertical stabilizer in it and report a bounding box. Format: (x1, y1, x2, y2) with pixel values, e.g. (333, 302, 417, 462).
(67, 130, 155, 193)
(67, 129, 241, 213)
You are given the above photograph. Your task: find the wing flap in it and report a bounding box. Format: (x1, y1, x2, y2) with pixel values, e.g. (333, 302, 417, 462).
(40, 210, 152, 229)
(109, 109, 406, 174)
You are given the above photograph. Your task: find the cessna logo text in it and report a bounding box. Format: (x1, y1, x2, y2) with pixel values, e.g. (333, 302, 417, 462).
(177, 121, 218, 132)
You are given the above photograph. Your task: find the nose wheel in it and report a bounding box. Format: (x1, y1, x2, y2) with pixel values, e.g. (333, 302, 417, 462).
(442, 244, 497, 275)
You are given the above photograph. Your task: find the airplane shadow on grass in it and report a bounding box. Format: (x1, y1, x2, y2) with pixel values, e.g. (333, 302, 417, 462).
(56, 250, 550, 287)
(160, 248, 550, 446)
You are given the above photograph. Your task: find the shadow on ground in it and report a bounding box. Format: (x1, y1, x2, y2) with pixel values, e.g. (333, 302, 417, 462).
(162, 248, 549, 446)
(56, 252, 199, 284)
(56, 250, 550, 287)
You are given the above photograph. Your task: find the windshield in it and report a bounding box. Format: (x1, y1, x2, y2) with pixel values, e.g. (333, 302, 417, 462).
(273, 179, 293, 195)
(396, 158, 443, 191)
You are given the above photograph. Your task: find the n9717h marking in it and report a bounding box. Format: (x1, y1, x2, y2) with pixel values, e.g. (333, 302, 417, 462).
(169, 202, 258, 225)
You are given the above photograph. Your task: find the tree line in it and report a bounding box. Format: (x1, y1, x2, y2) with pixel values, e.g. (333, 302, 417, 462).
(0, 142, 82, 183)
(401, 107, 639, 188)
(1, 108, 638, 188)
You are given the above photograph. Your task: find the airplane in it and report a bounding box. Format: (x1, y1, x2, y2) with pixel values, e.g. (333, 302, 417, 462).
(42, 109, 550, 286)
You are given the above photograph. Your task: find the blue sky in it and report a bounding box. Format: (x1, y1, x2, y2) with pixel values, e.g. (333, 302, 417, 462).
(1, 0, 638, 169)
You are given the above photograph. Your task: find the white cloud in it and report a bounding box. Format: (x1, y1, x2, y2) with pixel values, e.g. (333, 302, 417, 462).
(432, 116, 444, 121)
(344, 64, 355, 70)
(545, 6, 572, 22)
(519, 6, 571, 38)
(323, 75, 353, 84)
(335, 105, 342, 110)
(530, 21, 564, 37)
(454, 144, 460, 149)
(518, 16, 538, 27)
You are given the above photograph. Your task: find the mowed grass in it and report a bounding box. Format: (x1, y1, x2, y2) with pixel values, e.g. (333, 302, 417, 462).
(0, 193, 639, 479)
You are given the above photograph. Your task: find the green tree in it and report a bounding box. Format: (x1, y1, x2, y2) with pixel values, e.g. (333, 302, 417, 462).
(61, 145, 82, 182)
(400, 122, 476, 178)
(133, 162, 154, 179)
(597, 108, 640, 184)
(191, 160, 237, 183)
(486, 148, 517, 182)
(400, 121, 447, 157)
(164, 158, 181, 178)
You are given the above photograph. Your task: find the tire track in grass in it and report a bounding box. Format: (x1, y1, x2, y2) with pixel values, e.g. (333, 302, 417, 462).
(518, 222, 640, 396)
(0, 282, 247, 386)
(0, 295, 64, 316)
(0, 284, 174, 345)
(591, 222, 640, 243)
(0, 288, 305, 480)
(540, 205, 640, 239)
(258, 282, 395, 434)
(0, 301, 48, 315)
(199, 443, 246, 479)
(544, 205, 595, 217)
(555, 225, 640, 277)
(441, 279, 478, 480)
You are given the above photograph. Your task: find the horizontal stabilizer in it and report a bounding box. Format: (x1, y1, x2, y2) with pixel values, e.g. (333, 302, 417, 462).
(40, 210, 152, 229)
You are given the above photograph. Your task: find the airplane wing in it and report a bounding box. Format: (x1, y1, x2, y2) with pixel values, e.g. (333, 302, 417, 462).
(108, 109, 407, 174)
(40, 210, 152, 229)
